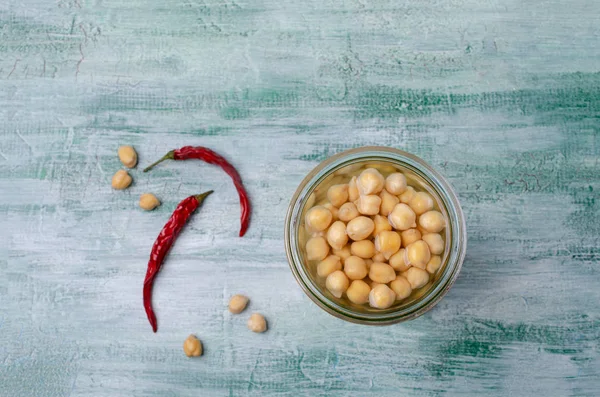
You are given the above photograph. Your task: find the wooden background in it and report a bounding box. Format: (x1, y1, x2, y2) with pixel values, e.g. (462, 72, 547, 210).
(1, 0, 599, 395)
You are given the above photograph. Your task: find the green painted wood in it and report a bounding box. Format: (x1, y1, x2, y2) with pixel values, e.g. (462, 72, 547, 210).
(1, 0, 599, 395)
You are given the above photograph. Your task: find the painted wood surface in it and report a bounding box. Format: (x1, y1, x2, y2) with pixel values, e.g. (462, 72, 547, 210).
(1, 0, 599, 395)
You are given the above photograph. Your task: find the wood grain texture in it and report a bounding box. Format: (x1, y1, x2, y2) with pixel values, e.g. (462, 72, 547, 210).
(1, 0, 599, 395)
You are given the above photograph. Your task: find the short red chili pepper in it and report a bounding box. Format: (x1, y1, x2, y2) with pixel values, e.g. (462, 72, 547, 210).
(144, 191, 213, 333)
(144, 146, 251, 237)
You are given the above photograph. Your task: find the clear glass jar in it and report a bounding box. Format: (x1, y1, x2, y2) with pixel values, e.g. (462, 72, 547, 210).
(284, 146, 467, 325)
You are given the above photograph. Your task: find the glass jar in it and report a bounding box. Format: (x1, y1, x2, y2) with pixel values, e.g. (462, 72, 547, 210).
(284, 146, 467, 325)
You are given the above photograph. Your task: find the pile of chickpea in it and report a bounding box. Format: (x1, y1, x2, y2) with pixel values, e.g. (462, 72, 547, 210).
(303, 166, 447, 309)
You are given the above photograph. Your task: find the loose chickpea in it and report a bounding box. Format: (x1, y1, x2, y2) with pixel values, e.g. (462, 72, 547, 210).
(356, 168, 385, 195)
(305, 206, 333, 232)
(409, 192, 434, 215)
(348, 176, 359, 202)
(322, 203, 339, 221)
(327, 184, 349, 208)
(325, 270, 350, 298)
(183, 335, 203, 357)
(388, 203, 417, 231)
(426, 255, 442, 274)
(364, 258, 374, 267)
(374, 231, 401, 260)
(385, 173, 407, 195)
(403, 267, 430, 289)
(400, 228, 422, 247)
(419, 211, 446, 233)
(326, 221, 348, 250)
(404, 240, 431, 269)
(247, 313, 268, 333)
(379, 189, 399, 216)
(351, 240, 376, 259)
(111, 170, 132, 190)
(346, 216, 375, 241)
(422, 233, 444, 255)
(118, 145, 138, 168)
(338, 202, 359, 222)
(317, 255, 342, 278)
(389, 248, 411, 272)
(229, 294, 249, 314)
(372, 252, 386, 263)
(343, 256, 368, 280)
(139, 193, 160, 211)
(354, 195, 382, 216)
(372, 214, 392, 237)
(398, 186, 415, 204)
(389, 276, 412, 300)
(346, 280, 371, 304)
(369, 284, 396, 309)
(332, 245, 352, 263)
(305, 236, 330, 261)
(368, 262, 396, 284)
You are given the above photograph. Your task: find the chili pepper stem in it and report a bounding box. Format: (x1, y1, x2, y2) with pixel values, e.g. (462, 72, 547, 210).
(143, 150, 175, 172)
(194, 190, 214, 203)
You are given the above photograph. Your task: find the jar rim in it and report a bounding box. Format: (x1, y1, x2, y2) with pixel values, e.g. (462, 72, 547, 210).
(285, 146, 467, 325)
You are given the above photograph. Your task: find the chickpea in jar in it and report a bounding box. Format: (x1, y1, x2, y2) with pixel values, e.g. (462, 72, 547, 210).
(301, 162, 449, 310)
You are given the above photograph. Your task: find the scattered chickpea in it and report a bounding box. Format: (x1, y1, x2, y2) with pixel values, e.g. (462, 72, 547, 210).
(354, 195, 382, 216)
(422, 233, 444, 255)
(348, 176, 359, 202)
(379, 189, 399, 216)
(419, 211, 446, 233)
(139, 193, 160, 211)
(403, 267, 430, 289)
(326, 221, 348, 250)
(305, 206, 333, 232)
(372, 214, 392, 237)
(327, 184, 349, 208)
(306, 236, 330, 261)
(404, 240, 431, 269)
(389, 248, 411, 272)
(374, 231, 401, 259)
(388, 203, 417, 231)
(426, 255, 442, 274)
(364, 258, 374, 267)
(338, 202, 359, 222)
(229, 294, 249, 314)
(372, 252, 386, 263)
(183, 335, 203, 357)
(111, 170, 132, 190)
(332, 245, 352, 262)
(326, 270, 350, 298)
(247, 313, 268, 333)
(356, 168, 385, 195)
(118, 145, 138, 168)
(409, 192, 434, 215)
(346, 280, 371, 304)
(398, 186, 415, 204)
(350, 240, 376, 259)
(343, 256, 368, 280)
(317, 255, 342, 278)
(385, 173, 407, 195)
(369, 284, 396, 309)
(368, 262, 396, 284)
(389, 276, 412, 300)
(346, 216, 375, 241)
(400, 229, 422, 247)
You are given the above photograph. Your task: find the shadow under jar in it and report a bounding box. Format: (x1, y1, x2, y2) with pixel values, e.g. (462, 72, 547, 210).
(285, 146, 467, 325)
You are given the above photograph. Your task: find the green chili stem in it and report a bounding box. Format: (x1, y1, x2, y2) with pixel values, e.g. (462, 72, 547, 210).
(143, 150, 175, 172)
(194, 190, 214, 203)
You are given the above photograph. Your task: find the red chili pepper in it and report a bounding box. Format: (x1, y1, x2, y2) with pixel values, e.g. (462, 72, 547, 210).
(144, 191, 213, 333)
(144, 146, 251, 237)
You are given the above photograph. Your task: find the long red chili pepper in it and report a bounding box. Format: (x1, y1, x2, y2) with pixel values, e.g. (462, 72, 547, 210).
(144, 146, 251, 237)
(144, 191, 213, 333)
